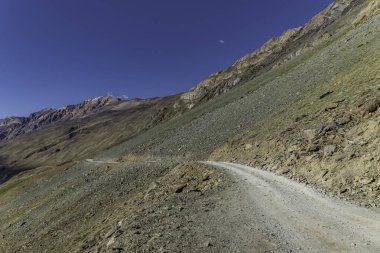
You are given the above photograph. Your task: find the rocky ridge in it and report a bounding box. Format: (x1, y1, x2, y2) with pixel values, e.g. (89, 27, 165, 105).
(210, 14, 380, 206)
(180, 0, 365, 108)
(0, 96, 137, 140)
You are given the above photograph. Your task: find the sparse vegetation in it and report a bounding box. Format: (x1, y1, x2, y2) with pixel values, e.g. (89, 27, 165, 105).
(1, 1, 380, 252)
(353, 0, 380, 26)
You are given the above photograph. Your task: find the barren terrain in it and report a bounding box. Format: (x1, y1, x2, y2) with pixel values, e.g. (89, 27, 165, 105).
(207, 161, 380, 252)
(0, 1, 379, 252)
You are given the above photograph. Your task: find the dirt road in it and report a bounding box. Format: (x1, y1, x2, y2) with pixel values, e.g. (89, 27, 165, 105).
(205, 161, 380, 253)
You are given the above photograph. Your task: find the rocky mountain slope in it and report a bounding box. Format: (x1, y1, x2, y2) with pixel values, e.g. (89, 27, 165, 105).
(0, 0, 380, 252)
(0, 96, 122, 140)
(0, 94, 180, 170)
(0, 0, 371, 170)
(180, 0, 367, 108)
(0, 96, 156, 140)
(0, 0, 366, 140)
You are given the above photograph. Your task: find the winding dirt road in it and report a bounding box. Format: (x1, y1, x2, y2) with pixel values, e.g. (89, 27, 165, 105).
(205, 161, 380, 253)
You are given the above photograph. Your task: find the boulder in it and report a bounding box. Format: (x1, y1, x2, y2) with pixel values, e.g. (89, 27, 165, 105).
(304, 129, 319, 141)
(359, 178, 374, 185)
(323, 145, 337, 157)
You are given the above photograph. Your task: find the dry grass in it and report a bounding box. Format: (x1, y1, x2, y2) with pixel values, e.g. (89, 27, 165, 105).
(353, 0, 380, 27)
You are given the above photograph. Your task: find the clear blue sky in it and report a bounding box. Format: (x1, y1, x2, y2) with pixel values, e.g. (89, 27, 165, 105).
(0, 0, 332, 118)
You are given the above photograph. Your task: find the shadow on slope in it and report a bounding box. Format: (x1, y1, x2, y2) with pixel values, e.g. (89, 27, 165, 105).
(0, 156, 33, 186)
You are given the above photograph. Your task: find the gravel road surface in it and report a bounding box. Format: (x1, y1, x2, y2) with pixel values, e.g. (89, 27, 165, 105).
(205, 161, 380, 253)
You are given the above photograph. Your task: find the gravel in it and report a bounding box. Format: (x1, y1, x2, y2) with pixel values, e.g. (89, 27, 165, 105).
(206, 161, 380, 253)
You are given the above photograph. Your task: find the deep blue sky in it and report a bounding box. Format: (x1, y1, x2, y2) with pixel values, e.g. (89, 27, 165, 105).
(0, 0, 332, 118)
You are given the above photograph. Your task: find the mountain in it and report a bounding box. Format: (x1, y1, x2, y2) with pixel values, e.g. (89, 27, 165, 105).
(0, 94, 180, 168)
(0, 1, 380, 252)
(0, 0, 365, 141)
(0, 96, 125, 140)
(180, 0, 365, 108)
(0, 96, 123, 140)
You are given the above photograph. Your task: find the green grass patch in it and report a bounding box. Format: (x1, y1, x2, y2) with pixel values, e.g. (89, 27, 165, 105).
(0, 177, 28, 196)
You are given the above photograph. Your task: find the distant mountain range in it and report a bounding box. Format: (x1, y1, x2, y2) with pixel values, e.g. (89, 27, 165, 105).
(0, 96, 156, 140)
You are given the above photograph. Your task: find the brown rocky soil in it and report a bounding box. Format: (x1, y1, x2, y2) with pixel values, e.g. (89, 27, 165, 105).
(0, 162, 232, 253)
(211, 85, 380, 207)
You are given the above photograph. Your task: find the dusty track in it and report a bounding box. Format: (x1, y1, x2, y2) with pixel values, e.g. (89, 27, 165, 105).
(205, 161, 380, 253)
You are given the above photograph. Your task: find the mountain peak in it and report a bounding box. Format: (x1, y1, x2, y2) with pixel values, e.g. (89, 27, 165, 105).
(0, 96, 124, 140)
(84, 95, 122, 104)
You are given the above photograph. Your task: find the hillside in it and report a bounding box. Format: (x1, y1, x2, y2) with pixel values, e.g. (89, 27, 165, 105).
(0, 0, 380, 252)
(0, 0, 368, 171)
